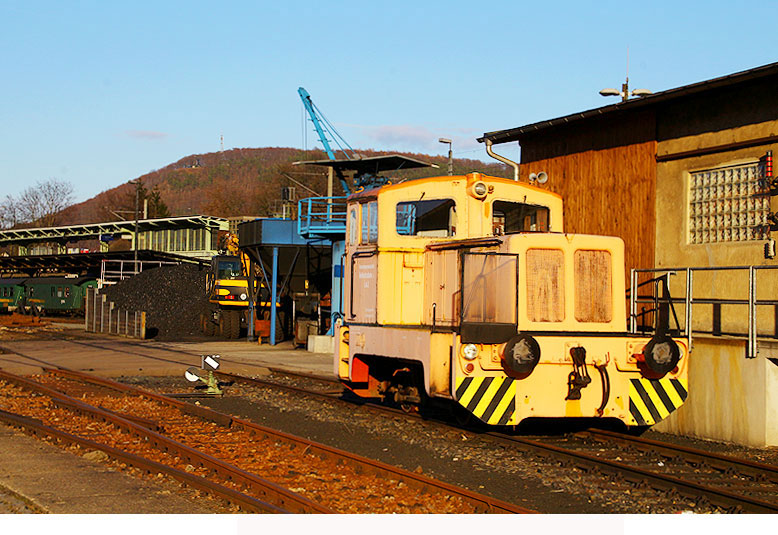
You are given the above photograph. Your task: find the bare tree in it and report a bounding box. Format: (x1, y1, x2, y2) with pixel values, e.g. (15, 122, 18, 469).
(0, 194, 21, 229)
(16, 179, 75, 227)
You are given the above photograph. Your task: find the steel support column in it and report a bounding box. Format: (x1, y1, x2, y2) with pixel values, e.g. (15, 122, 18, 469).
(247, 256, 255, 342)
(270, 247, 279, 346)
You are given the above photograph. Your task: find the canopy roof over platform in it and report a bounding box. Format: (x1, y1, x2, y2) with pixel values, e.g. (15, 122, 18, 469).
(0, 250, 206, 277)
(293, 154, 437, 175)
(0, 215, 227, 246)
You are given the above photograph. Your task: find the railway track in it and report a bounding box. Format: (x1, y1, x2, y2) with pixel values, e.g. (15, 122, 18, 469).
(216, 368, 778, 514)
(4, 335, 778, 512)
(0, 368, 533, 514)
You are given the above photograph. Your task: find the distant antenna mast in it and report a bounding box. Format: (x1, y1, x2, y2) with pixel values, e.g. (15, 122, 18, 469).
(220, 134, 224, 153)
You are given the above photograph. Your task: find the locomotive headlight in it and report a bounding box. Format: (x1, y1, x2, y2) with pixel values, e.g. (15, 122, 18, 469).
(239, 293, 247, 300)
(462, 343, 479, 360)
(469, 181, 488, 199)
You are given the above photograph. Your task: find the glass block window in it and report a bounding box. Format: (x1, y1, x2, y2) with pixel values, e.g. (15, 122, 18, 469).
(689, 162, 769, 244)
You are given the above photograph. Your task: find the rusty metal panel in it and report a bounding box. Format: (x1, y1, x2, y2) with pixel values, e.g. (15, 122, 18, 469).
(424, 250, 460, 326)
(574, 250, 613, 323)
(526, 248, 565, 322)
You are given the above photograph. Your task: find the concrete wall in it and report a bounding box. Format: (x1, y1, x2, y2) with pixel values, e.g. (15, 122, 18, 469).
(654, 117, 778, 337)
(654, 337, 778, 447)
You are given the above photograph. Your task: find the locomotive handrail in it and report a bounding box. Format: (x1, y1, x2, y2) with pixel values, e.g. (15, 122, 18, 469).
(630, 265, 778, 358)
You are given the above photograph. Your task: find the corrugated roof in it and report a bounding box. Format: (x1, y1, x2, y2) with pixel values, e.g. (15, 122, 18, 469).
(478, 62, 778, 145)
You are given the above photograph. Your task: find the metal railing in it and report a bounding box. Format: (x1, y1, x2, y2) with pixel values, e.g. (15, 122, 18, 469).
(629, 265, 778, 358)
(297, 196, 347, 237)
(84, 288, 146, 339)
(100, 259, 179, 284)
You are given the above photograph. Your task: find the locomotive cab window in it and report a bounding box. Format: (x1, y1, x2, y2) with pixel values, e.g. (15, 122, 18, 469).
(360, 201, 378, 244)
(348, 205, 359, 245)
(396, 199, 456, 237)
(492, 200, 549, 235)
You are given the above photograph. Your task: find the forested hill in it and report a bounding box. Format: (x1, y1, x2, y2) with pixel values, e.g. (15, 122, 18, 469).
(58, 147, 514, 225)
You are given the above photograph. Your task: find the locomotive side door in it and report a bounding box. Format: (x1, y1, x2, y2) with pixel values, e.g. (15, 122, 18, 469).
(345, 202, 378, 324)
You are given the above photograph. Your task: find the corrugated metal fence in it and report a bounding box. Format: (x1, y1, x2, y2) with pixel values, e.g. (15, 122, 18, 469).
(84, 288, 146, 339)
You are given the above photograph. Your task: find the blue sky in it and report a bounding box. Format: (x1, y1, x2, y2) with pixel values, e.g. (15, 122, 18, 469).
(2, 1, 777, 203)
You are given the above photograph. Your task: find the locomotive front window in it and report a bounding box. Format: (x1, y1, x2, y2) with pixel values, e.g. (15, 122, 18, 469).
(460, 252, 518, 344)
(396, 199, 456, 237)
(493, 201, 549, 234)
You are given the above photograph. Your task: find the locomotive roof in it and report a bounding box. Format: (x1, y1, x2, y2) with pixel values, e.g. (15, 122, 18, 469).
(347, 173, 563, 201)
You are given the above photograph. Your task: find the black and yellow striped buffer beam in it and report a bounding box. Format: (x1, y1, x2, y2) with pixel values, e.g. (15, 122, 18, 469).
(629, 377, 688, 426)
(455, 377, 516, 426)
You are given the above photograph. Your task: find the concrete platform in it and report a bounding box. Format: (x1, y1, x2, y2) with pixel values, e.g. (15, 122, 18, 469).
(0, 426, 213, 513)
(0, 330, 335, 380)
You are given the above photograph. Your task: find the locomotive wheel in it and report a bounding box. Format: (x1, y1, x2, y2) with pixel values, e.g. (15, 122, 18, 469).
(450, 403, 473, 427)
(400, 402, 416, 414)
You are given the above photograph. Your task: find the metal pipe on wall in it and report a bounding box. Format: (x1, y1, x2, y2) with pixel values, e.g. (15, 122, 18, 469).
(485, 139, 519, 181)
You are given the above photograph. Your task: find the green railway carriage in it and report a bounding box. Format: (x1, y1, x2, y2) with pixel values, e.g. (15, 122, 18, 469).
(20, 276, 97, 315)
(0, 278, 27, 312)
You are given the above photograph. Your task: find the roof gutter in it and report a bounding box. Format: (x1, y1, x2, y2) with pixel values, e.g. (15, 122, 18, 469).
(484, 139, 519, 181)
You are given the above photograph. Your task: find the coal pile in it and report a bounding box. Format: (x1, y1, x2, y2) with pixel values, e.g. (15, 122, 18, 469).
(104, 263, 212, 340)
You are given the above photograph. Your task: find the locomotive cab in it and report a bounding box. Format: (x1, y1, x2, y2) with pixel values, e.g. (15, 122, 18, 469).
(336, 172, 687, 429)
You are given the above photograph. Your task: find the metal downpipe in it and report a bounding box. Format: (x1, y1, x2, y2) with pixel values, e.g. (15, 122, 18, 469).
(485, 139, 519, 181)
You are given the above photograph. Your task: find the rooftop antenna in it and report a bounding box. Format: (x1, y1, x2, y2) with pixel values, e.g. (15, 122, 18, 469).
(599, 46, 652, 101)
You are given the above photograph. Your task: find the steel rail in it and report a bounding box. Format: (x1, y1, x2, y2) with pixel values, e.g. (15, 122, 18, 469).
(0, 408, 287, 514)
(485, 431, 778, 513)
(43, 367, 534, 514)
(581, 428, 778, 484)
(0, 370, 332, 514)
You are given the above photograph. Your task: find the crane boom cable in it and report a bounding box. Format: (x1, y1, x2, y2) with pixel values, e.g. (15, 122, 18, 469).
(309, 100, 355, 160)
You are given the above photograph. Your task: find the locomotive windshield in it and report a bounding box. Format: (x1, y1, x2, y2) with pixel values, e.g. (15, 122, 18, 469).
(460, 252, 518, 343)
(493, 200, 549, 234)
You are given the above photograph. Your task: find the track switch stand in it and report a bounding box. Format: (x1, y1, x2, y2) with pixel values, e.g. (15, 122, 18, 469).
(184, 354, 223, 395)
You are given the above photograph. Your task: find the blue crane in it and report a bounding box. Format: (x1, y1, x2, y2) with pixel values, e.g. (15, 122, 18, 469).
(298, 87, 356, 194)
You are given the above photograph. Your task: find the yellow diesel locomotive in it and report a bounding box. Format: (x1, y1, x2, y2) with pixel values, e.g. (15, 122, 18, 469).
(335, 172, 687, 429)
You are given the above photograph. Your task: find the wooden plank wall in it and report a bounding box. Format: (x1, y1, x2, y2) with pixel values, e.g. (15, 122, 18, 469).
(518, 112, 657, 274)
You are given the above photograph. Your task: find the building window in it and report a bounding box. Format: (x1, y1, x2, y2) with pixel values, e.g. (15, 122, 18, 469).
(689, 162, 769, 244)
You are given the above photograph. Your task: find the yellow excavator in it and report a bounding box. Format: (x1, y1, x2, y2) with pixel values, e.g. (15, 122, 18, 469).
(200, 233, 251, 338)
